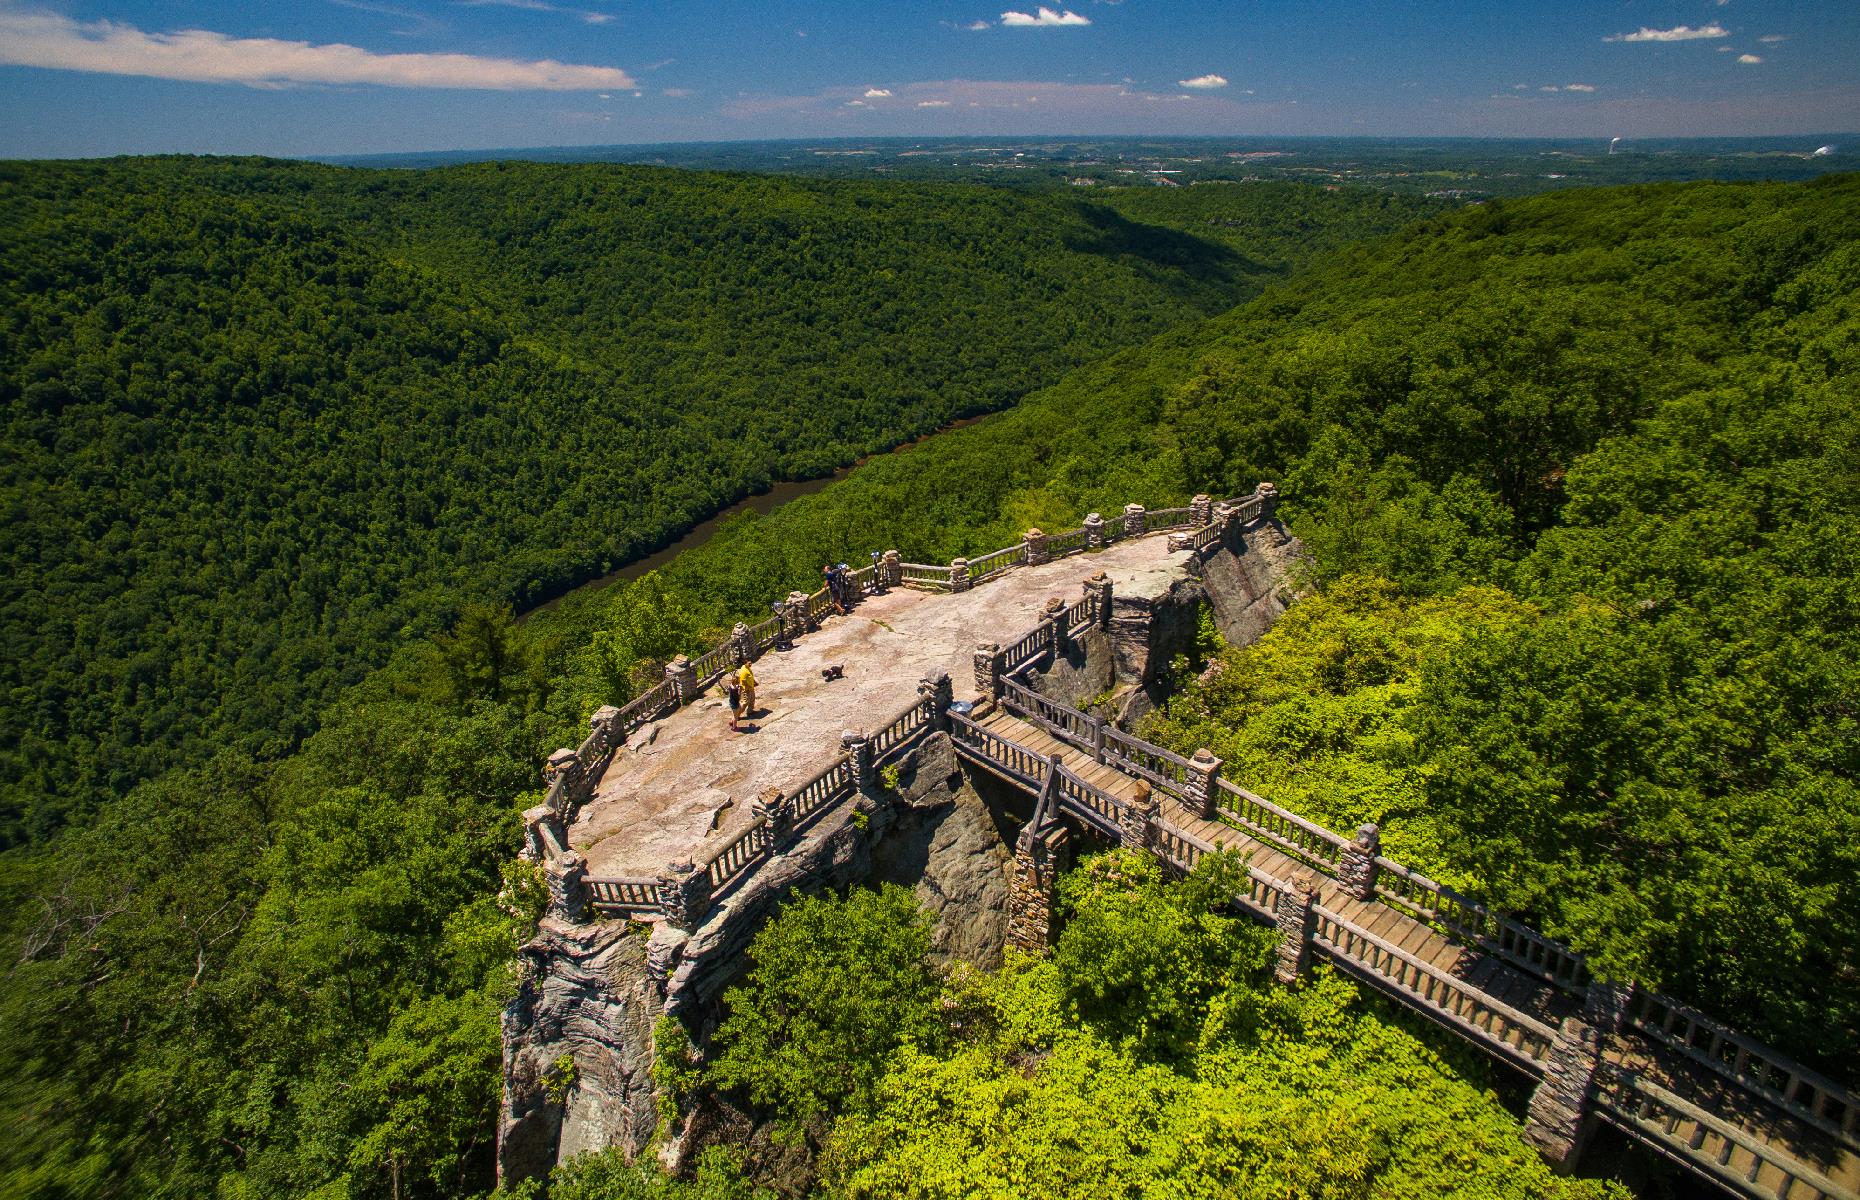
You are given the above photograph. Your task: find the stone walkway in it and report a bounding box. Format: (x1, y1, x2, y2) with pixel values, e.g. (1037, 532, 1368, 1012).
(570, 534, 1191, 877)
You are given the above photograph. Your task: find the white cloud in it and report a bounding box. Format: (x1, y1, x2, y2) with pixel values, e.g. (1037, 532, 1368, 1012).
(1178, 73, 1227, 89)
(1512, 82, 1529, 90)
(965, 19, 991, 30)
(1564, 83, 1596, 92)
(662, 86, 693, 97)
(584, 12, 613, 24)
(1539, 85, 1560, 92)
(917, 99, 951, 107)
(1717, 44, 1735, 51)
(1758, 34, 1785, 43)
(0, 5, 634, 88)
(864, 87, 892, 98)
(1000, 8, 1091, 27)
(1737, 53, 1762, 63)
(1605, 23, 1729, 43)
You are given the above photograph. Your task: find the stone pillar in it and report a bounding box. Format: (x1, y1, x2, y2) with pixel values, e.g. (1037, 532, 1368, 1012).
(1083, 512, 1105, 548)
(728, 622, 755, 667)
(919, 669, 953, 731)
(973, 642, 1005, 700)
(843, 729, 876, 794)
(753, 787, 792, 846)
(1190, 493, 1214, 526)
(522, 804, 564, 861)
(1041, 596, 1069, 658)
(657, 859, 712, 932)
(1273, 871, 1320, 985)
(546, 851, 590, 923)
(544, 747, 580, 791)
(949, 558, 970, 593)
(784, 591, 812, 640)
(881, 549, 902, 589)
(1023, 528, 1050, 566)
(590, 703, 620, 733)
(664, 656, 698, 705)
(1083, 571, 1114, 629)
(1183, 748, 1222, 820)
(1119, 780, 1159, 852)
(1123, 503, 1147, 537)
(1257, 481, 1280, 522)
(1005, 820, 1071, 955)
(1524, 981, 1630, 1171)
(1338, 823, 1381, 901)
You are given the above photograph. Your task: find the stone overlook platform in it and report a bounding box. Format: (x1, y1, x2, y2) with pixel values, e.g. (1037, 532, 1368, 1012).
(571, 532, 1193, 880)
(503, 488, 1859, 1200)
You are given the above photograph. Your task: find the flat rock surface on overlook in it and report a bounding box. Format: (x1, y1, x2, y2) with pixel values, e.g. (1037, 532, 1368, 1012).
(570, 534, 1188, 878)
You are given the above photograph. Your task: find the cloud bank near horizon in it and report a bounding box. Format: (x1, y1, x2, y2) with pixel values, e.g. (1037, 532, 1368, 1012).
(0, 5, 635, 89)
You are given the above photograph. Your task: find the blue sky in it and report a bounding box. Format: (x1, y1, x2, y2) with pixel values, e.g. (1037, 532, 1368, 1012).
(0, 1, 1854, 157)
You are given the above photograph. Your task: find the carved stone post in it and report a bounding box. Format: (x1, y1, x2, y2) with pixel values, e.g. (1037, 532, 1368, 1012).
(1119, 780, 1159, 852)
(1123, 503, 1147, 537)
(664, 655, 698, 705)
(1338, 823, 1381, 901)
(1083, 571, 1114, 629)
(729, 621, 756, 667)
(544, 747, 580, 790)
(1041, 596, 1069, 658)
(948, 558, 971, 593)
(658, 859, 712, 931)
(973, 642, 1005, 700)
(753, 787, 792, 846)
(1006, 819, 1071, 955)
(1524, 980, 1629, 1171)
(881, 550, 902, 589)
(590, 703, 620, 734)
(919, 669, 953, 731)
(1190, 493, 1214, 526)
(546, 851, 590, 923)
(1083, 512, 1105, 548)
(1257, 482, 1280, 522)
(784, 591, 811, 640)
(843, 729, 876, 795)
(1183, 748, 1222, 820)
(1023, 528, 1050, 566)
(1273, 871, 1320, 984)
(522, 804, 564, 861)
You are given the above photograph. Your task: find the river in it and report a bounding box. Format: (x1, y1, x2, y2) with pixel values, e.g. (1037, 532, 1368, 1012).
(520, 414, 987, 619)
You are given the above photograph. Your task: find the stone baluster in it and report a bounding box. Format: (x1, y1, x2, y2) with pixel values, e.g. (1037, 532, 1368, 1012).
(1338, 823, 1381, 901)
(1190, 493, 1214, 526)
(948, 557, 971, 593)
(728, 622, 756, 666)
(545, 851, 590, 923)
(881, 549, 902, 590)
(1183, 748, 1222, 820)
(663, 655, 698, 705)
(1273, 871, 1320, 984)
(1119, 779, 1159, 852)
(1041, 596, 1069, 659)
(974, 642, 1005, 700)
(843, 729, 876, 795)
(1023, 527, 1050, 566)
(752, 787, 792, 847)
(1524, 980, 1630, 1170)
(919, 669, 953, 731)
(1006, 818, 1071, 955)
(1257, 481, 1280, 522)
(1083, 512, 1105, 548)
(1083, 571, 1114, 629)
(657, 859, 713, 932)
(1123, 503, 1147, 537)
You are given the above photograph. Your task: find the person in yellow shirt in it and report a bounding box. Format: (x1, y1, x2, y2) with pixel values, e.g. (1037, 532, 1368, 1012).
(736, 662, 757, 722)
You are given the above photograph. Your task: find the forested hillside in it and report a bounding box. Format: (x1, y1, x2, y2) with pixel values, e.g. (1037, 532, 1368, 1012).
(0, 158, 1432, 844)
(5, 170, 1858, 1199)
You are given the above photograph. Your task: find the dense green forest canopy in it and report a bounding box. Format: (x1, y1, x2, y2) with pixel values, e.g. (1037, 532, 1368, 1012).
(5, 170, 1859, 1200)
(0, 156, 1433, 844)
